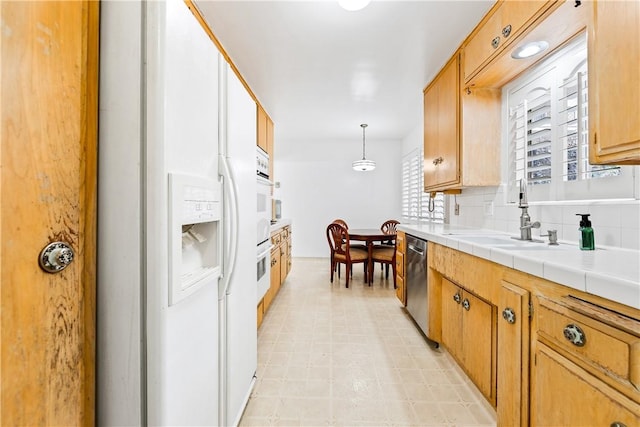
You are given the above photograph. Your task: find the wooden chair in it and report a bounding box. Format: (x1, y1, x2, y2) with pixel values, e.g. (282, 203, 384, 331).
(380, 219, 400, 243)
(330, 218, 366, 277)
(326, 222, 368, 288)
(376, 219, 400, 279)
(370, 239, 397, 288)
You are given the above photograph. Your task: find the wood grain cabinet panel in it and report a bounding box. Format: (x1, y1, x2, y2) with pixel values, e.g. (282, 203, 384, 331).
(423, 63, 457, 191)
(588, 0, 640, 164)
(463, 1, 553, 83)
(497, 282, 530, 427)
(395, 231, 406, 305)
(440, 278, 496, 405)
(533, 342, 640, 427)
(423, 53, 501, 192)
(257, 105, 268, 152)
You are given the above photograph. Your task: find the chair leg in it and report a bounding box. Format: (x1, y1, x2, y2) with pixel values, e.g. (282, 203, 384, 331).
(330, 259, 335, 283)
(345, 262, 350, 288)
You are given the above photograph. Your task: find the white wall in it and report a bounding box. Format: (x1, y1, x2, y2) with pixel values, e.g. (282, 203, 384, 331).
(273, 136, 402, 257)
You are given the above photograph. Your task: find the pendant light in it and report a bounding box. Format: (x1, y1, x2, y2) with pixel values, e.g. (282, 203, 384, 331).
(352, 123, 376, 171)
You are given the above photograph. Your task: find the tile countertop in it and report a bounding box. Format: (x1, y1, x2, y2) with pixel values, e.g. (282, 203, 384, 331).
(270, 219, 292, 233)
(398, 223, 640, 310)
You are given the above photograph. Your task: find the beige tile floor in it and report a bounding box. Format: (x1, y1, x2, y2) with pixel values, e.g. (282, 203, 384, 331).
(240, 258, 497, 427)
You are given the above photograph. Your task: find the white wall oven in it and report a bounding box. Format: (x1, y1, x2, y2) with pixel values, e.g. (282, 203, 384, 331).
(256, 147, 272, 301)
(256, 239, 270, 302)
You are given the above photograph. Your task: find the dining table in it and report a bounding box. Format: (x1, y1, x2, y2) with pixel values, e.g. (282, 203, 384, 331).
(347, 228, 397, 284)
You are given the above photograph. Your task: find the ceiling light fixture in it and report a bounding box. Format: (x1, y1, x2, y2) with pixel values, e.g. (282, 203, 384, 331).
(352, 124, 376, 171)
(338, 0, 371, 12)
(511, 41, 550, 59)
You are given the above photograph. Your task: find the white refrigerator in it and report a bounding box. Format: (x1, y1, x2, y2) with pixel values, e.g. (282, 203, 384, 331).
(218, 59, 259, 427)
(98, 0, 257, 425)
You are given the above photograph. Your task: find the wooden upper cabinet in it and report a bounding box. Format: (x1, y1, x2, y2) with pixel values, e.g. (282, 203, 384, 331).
(424, 53, 501, 192)
(266, 116, 274, 179)
(588, 0, 640, 164)
(424, 54, 460, 191)
(257, 105, 268, 152)
(463, 1, 554, 83)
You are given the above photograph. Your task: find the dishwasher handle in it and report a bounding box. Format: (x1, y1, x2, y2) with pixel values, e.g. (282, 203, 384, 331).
(407, 243, 425, 256)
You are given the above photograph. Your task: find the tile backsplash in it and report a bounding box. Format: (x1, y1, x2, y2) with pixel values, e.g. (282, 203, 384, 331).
(447, 185, 640, 251)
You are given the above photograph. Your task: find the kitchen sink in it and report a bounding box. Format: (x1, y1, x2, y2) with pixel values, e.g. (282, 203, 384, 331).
(451, 234, 570, 250)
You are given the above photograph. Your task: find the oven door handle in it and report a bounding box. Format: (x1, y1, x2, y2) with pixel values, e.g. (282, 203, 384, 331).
(257, 244, 274, 260)
(219, 155, 240, 298)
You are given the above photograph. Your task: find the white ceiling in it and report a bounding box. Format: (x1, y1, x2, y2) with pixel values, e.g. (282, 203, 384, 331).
(194, 0, 495, 142)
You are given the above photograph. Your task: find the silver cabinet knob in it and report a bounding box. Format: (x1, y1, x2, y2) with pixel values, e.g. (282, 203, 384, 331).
(462, 298, 471, 311)
(563, 324, 586, 347)
(502, 307, 516, 324)
(491, 36, 500, 49)
(453, 292, 461, 304)
(39, 241, 75, 273)
(502, 24, 512, 38)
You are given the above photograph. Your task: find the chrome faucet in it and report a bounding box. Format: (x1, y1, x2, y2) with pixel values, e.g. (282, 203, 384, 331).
(517, 179, 540, 241)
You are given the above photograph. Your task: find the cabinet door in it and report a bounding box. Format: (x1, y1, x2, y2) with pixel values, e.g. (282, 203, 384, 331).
(266, 116, 275, 179)
(463, 1, 552, 83)
(395, 274, 405, 306)
(462, 290, 495, 403)
(500, 1, 550, 45)
(588, 0, 640, 164)
(266, 247, 280, 310)
(257, 105, 268, 152)
(463, 4, 503, 82)
(424, 55, 460, 191)
(497, 282, 530, 427)
(423, 80, 439, 188)
(533, 343, 640, 427)
(436, 55, 460, 187)
(279, 243, 287, 284)
(441, 279, 463, 360)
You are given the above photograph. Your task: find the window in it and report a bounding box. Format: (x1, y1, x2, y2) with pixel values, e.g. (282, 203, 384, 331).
(402, 148, 445, 222)
(504, 33, 635, 203)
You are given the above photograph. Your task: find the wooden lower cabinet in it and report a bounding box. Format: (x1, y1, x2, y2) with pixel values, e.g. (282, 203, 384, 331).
(429, 242, 640, 426)
(395, 231, 406, 305)
(497, 281, 530, 427)
(532, 342, 640, 427)
(441, 278, 496, 405)
(258, 225, 292, 328)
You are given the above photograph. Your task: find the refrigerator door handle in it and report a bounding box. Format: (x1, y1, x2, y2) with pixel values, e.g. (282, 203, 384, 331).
(219, 155, 240, 298)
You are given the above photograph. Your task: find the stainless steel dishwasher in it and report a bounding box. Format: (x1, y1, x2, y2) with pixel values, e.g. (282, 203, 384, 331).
(405, 234, 429, 336)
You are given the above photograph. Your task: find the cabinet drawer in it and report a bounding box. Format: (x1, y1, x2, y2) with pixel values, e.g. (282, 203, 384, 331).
(396, 232, 405, 254)
(271, 231, 281, 245)
(536, 296, 640, 392)
(396, 251, 404, 277)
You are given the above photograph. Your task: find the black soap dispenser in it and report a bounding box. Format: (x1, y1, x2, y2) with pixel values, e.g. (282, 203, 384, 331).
(576, 214, 595, 250)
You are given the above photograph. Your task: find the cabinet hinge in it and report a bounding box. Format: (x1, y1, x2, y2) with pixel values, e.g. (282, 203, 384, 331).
(528, 300, 534, 318)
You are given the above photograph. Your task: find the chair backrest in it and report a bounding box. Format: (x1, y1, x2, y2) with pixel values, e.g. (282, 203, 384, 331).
(381, 219, 400, 234)
(326, 222, 350, 258)
(332, 218, 348, 229)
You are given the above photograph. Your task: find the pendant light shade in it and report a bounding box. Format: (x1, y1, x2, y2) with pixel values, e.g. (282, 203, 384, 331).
(352, 124, 376, 171)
